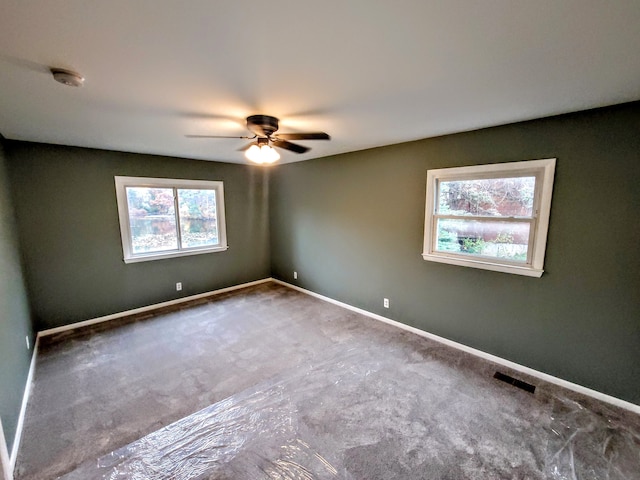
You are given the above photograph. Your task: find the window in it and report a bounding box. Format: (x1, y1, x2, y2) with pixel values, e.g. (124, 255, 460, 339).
(115, 176, 228, 263)
(422, 158, 556, 277)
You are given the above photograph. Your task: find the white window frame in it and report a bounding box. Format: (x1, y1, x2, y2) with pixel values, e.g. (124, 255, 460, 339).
(422, 158, 556, 277)
(115, 176, 228, 264)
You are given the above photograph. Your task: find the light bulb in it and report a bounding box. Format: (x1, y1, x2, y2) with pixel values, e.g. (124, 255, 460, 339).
(245, 144, 264, 164)
(245, 144, 280, 164)
(261, 145, 280, 163)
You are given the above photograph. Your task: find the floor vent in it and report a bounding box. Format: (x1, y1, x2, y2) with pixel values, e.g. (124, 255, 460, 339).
(493, 371, 536, 394)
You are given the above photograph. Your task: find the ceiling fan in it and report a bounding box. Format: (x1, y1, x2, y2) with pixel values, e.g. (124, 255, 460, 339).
(186, 115, 330, 164)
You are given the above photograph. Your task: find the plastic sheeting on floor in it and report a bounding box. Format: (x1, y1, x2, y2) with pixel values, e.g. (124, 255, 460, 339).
(545, 397, 640, 480)
(59, 342, 640, 480)
(62, 349, 374, 480)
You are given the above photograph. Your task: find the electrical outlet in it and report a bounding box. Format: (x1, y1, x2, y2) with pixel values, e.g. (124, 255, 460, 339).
(26, 335, 30, 350)
(383, 298, 390, 308)
(293, 271, 298, 280)
(176, 282, 182, 291)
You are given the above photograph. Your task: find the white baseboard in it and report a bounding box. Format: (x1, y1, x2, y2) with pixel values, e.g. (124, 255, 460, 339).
(0, 416, 13, 480)
(272, 279, 640, 415)
(38, 278, 272, 338)
(8, 338, 37, 475)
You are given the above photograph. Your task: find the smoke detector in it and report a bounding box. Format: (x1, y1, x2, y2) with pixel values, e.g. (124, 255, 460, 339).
(50, 68, 84, 87)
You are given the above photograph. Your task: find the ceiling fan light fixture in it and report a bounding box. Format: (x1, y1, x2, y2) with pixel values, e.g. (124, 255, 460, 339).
(187, 114, 329, 162)
(245, 143, 280, 164)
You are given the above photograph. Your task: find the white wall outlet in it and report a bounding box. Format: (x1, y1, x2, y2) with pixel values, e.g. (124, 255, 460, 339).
(26, 335, 30, 350)
(293, 271, 298, 280)
(383, 298, 390, 308)
(176, 282, 182, 291)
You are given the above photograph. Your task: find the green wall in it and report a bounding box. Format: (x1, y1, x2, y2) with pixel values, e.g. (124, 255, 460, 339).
(2, 102, 639, 422)
(270, 102, 640, 404)
(0, 138, 33, 453)
(6, 142, 270, 330)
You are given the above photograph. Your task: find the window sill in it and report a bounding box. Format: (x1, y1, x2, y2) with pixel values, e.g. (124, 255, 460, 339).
(422, 252, 543, 277)
(124, 245, 229, 264)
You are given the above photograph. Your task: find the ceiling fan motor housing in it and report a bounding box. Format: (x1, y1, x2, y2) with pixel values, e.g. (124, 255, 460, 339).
(247, 115, 279, 137)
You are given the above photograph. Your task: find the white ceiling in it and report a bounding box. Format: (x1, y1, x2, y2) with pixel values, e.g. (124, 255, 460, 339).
(1, 1, 639, 165)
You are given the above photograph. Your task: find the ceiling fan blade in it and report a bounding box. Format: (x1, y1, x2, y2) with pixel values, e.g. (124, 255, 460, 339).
(237, 143, 254, 152)
(272, 139, 310, 154)
(185, 135, 252, 139)
(275, 132, 330, 141)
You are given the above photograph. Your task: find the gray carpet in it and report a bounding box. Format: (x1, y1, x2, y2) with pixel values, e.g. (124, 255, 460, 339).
(14, 282, 640, 479)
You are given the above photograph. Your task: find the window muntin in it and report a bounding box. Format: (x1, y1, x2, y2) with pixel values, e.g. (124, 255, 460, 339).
(115, 177, 227, 263)
(423, 159, 556, 277)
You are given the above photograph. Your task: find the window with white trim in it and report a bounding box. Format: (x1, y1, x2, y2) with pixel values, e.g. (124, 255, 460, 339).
(422, 158, 556, 277)
(115, 176, 228, 263)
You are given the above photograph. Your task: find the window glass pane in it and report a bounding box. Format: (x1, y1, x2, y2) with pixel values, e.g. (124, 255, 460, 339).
(436, 218, 530, 262)
(438, 176, 536, 217)
(177, 189, 218, 248)
(126, 187, 178, 253)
